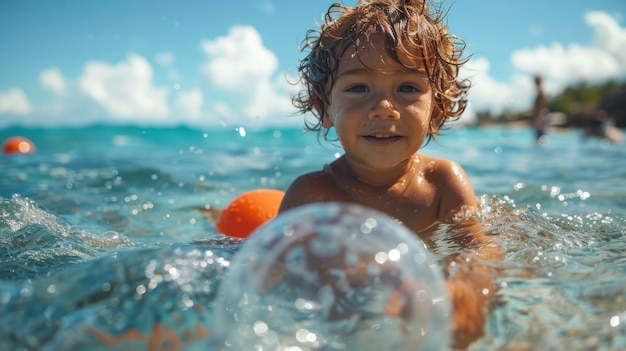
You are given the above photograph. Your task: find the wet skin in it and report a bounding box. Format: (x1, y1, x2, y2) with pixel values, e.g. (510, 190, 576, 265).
(280, 34, 478, 236)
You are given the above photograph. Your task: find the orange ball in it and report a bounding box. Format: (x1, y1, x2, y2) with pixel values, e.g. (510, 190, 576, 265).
(216, 189, 285, 238)
(2, 136, 36, 155)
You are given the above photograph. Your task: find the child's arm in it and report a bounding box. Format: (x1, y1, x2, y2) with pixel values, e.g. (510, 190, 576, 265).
(446, 265, 495, 349)
(444, 218, 502, 350)
(434, 160, 503, 349)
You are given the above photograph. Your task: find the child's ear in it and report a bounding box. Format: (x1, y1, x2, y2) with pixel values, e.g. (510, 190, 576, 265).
(312, 98, 333, 128)
(429, 106, 444, 134)
(322, 112, 334, 128)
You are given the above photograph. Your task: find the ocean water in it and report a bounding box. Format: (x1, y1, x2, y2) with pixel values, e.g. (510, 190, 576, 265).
(1, 124, 625, 350)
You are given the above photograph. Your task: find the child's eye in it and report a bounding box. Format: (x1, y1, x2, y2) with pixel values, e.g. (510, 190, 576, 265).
(346, 84, 368, 93)
(398, 84, 419, 93)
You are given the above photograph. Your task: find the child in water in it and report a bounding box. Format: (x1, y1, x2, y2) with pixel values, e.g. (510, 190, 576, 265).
(280, 0, 501, 348)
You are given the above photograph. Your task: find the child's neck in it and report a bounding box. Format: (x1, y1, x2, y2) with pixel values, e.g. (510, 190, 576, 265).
(343, 155, 418, 188)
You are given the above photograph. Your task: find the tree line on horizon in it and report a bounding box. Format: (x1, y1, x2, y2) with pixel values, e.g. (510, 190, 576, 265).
(475, 80, 626, 128)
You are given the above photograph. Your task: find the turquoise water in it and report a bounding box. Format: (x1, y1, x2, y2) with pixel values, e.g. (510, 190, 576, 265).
(1, 125, 625, 350)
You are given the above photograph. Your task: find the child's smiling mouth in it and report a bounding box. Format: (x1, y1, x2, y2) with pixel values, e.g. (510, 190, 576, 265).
(363, 134, 403, 145)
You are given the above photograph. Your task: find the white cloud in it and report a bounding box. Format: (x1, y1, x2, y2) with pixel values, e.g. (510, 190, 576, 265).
(511, 11, 626, 90)
(0, 88, 32, 115)
(201, 26, 278, 90)
(586, 11, 626, 68)
(464, 10, 626, 118)
(175, 88, 203, 120)
(40, 67, 66, 95)
(461, 58, 531, 120)
(512, 43, 621, 86)
(78, 53, 169, 121)
(199, 25, 294, 124)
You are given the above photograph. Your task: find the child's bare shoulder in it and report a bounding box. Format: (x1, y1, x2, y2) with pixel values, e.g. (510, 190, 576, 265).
(279, 170, 336, 212)
(419, 154, 468, 181)
(418, 154, 478, 219)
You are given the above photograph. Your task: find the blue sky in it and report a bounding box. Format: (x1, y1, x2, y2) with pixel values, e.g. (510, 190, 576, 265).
(1, 0, 625, 129)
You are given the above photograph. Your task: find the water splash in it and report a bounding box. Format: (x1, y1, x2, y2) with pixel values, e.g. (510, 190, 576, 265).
(0, 195, 132, 281)
(1, 194, 625, 350)
(467, 195, 626, 350)
(0, 242, 235, 350)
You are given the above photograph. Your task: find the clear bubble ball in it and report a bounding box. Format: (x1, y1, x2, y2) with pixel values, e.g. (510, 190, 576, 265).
(215, 202, 450, 350)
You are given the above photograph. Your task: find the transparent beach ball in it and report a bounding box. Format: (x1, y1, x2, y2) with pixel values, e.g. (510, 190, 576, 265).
(215, 202, 450, 350)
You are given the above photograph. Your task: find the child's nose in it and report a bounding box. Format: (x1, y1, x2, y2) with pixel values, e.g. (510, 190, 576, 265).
(368, 99, 400, 120)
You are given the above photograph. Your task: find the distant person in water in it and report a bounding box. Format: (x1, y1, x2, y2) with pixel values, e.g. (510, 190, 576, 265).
(583, 109, 624, 144)
(280, 0, 502, 348)
(532, 74, 549, 143)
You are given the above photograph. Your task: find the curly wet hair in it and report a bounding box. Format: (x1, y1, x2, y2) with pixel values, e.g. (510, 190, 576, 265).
(293, 0, 471, 144)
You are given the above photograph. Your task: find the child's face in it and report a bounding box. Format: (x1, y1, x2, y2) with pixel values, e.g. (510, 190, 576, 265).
(325, 34, 435, 172)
